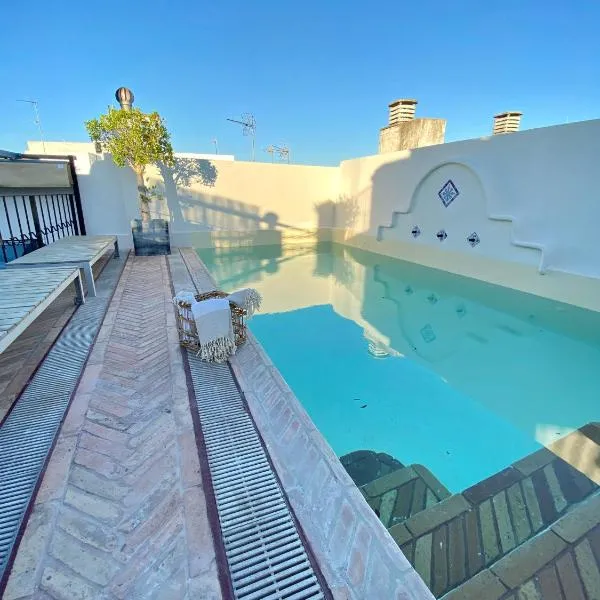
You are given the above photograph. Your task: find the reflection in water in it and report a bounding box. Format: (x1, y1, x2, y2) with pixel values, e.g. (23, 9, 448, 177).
(198, 243, 600, 491)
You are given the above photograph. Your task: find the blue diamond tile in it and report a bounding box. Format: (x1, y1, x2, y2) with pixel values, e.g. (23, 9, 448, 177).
(439, 180, 459, 207)
(411, 226, 421, 238)
(436, 229, 447, 241)
(467, 232, 480, 247)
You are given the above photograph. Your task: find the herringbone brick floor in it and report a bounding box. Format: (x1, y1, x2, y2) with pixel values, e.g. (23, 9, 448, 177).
(4, 255, 222, 600)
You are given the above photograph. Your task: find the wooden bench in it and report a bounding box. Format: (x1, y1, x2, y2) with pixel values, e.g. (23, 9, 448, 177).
(0, 267, 84, 354)
(6, 235, 119, 297)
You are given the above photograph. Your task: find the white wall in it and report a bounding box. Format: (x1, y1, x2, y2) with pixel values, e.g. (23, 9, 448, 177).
(26, 142, 138, 250)
(26, 142, 338, 250)
(143, 157, 338, 247)
(26, 120, 600, 285)
(336, 120, 600, 279)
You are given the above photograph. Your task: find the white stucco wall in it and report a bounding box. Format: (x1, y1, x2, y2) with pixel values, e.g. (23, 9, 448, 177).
(26, 142, 339, 250)
(336, 120, 600, 279)
(25, 120, 600, 286)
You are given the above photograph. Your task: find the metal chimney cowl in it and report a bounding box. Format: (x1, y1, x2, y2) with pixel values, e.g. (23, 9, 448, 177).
(115, 87, 134, 111)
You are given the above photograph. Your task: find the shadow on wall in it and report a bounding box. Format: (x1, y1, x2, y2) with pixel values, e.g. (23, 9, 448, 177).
(158, 158, 218, 227)
(154, 157, 319, 250)
(314, 195, 360, 243)
(84, 153, 330, 251)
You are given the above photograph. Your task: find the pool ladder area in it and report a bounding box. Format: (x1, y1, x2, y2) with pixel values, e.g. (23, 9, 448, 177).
(343, 434, 600, 599)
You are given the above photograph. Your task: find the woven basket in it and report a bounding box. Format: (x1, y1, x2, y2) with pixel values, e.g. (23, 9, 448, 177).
(175, 290, 247, 352)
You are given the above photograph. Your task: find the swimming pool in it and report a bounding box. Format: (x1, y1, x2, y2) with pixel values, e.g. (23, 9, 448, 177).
(198, 243, 600, 492)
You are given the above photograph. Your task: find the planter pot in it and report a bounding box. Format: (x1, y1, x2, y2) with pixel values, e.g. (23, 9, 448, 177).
(131, 218, 171, 256)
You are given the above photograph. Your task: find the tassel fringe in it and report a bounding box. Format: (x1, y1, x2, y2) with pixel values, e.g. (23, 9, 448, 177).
(197, 336, 236, 363)
(228, 288, 262, 318)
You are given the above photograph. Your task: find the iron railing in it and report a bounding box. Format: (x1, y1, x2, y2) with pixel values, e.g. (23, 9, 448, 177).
(0, 192, 79, 262)
(0, 153, 86, 263)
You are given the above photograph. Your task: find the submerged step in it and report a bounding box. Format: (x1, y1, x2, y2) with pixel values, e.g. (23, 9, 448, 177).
(392, 441, 599, 598)
(340, 449, 404, 487)
(360, 463, 451, 529)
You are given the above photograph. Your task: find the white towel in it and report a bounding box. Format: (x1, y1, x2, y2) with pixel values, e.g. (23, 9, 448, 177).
(191, 297, 236, 362)
(227, 288, 262, 319)
(173, 290, 196, 306)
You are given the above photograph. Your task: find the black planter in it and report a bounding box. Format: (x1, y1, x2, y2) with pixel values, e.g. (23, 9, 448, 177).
(131, 218, 171, 256)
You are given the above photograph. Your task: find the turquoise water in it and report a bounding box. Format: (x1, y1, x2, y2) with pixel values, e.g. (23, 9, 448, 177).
(198, 243, 600, 492)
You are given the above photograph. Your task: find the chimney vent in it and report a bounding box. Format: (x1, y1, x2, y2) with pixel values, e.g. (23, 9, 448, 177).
(493, 111, 522, 135)
(389, 99, 417, 125)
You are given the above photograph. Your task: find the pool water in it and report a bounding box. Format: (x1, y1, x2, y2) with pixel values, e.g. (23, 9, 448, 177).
(198, 243, 600, 492)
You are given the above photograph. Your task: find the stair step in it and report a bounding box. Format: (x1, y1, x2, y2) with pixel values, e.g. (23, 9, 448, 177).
(392, 441, 599, 598)
(360, 463, 451, 529)
(442, 492, 600, 600)
(340, 449, 404, 487)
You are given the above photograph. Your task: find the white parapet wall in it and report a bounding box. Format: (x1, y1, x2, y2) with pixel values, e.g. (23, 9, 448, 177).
(334, 119, 600, 281)
(25, 141, 339, 251)
(25, 119, 600, 304)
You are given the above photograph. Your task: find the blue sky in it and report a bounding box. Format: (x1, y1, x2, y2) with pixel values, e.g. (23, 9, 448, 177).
(1, 0, 598, 165)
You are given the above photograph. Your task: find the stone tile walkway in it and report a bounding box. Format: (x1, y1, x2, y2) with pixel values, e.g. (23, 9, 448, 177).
(4, 256, 222, 600)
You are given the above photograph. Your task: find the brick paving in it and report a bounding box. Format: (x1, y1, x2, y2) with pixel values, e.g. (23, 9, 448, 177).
(5, 247, 598, 600)
(3, 255, 223, 600)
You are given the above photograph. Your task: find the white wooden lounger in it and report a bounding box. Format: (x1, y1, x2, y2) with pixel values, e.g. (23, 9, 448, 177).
(0, 266, 84, 354)
(6, 235, 119, 297)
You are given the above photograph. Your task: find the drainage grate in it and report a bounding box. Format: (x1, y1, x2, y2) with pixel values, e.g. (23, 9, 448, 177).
(0, 256, 125, 582)
(187, 355, 326, 600)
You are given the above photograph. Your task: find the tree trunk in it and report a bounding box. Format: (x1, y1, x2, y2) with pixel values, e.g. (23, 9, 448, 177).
(135, 166, 150, 223)
(158, 163, 184, 227)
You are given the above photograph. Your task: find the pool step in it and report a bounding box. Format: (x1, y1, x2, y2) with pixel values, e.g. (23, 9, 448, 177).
(340, 449, 404, 487)
(360, 464, 451, 528)
(385, 430, 599, 598)
(441, 489, 600, 599)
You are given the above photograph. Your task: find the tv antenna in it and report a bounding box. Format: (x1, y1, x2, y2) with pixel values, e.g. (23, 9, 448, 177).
(211, 138, 219, 154)
(264, 144, 290, 164)
(17, 99, 46, 152)
(226, 113, 256, 161)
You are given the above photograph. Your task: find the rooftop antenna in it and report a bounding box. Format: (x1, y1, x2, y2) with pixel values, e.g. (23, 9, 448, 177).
(226, 113, 256, 161)
(264, 144, 290, 164)
(17, 99, 45, 152)
(212, 138, 219, 154)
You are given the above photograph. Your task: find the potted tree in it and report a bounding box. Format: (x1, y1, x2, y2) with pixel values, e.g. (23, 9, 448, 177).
(85, 89, 175, 255)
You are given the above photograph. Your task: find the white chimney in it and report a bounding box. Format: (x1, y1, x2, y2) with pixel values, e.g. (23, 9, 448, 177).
(388, 99, 418, 125)
(493, 111, 522, 135)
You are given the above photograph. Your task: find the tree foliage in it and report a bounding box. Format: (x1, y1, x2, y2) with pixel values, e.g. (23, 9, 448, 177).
(85, 107, 175, 174)
(86, 107, 174, 220)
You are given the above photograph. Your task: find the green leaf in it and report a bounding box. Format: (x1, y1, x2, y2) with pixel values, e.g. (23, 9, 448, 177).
(84, 107, 175, 172)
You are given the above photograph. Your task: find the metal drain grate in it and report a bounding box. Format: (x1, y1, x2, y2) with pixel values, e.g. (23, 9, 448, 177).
(187, 355, 326, 600)
(0, 256, 125, 582)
